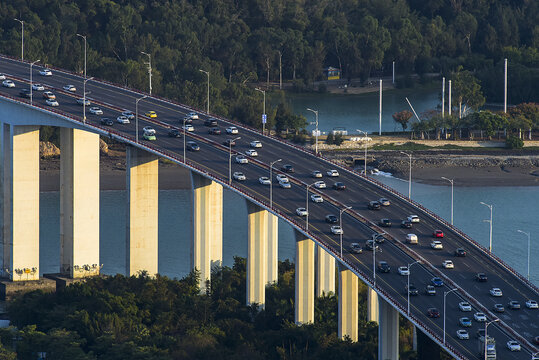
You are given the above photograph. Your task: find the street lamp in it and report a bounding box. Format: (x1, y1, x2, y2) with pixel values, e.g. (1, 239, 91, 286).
(14, 19, 24, 61)
(255, 88, 266, 135)
(517, 230, 531, 280)
(305, 183, 316, 232)
(29, 60, 40, 105)
(76, 34, 87, 80)
(269, 159, 282, 209)
(400, 151, 412, 199)
(135, 95, 148, 143)
(406, 260, 421, 315)
(199, 69, 210, 114)
(480, 202, 493, 252)
(357, 129, 369, 175)
(141, 51, 152, 95)
(339, 206, 352, 258)
(228, 137, 241, 184)
(443, 288, 458, 345)
(82, 77, 94, 123)
(306, 108, 319, 155)
(484, 319, 499, 360)
(441, 177, 454, 225)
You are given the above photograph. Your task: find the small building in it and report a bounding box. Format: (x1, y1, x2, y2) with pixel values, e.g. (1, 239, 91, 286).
(325, 67, 341, 80)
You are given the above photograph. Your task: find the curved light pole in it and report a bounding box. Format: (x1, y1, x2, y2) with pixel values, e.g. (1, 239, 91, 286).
(443, 288, 458, 345)
(357, 129, 369, 175)
(400, 151, 412, 199)
(269, 159, 282, 209)
(339, 206, 352, 258)
(135, 95, 148, 143)
(14, 19, 24, 61)
(255, 88, 266, 135)
(484, 319, 499, 360)
(141, 51, 152, 95)
(305, 183, 316, 231)
(29, 60, 40, 105)
(82, 76, 94, 123)
(441, 177, 454, 225)
(76, 34, 87, 79)
(407, 260, 421, 315)
(480, 202, 493, 252)
(306, 108, 319, 155)
(199, 69, 210, 114)
(228, 136, 241, 184)
(517, 230, 531, 280)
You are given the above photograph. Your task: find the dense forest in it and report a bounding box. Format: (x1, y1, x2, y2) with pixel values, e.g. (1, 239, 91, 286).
(0, 0, 538, 133)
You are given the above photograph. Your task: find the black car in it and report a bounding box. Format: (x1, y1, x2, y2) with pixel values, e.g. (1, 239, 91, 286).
(168, 129, 180, 137)
(368, 201, 381, 210)
(186, 141, 200, 151)
(493, 303, 505, 313)
(427, 308, 440, 318)
(281, 164, 295, 173)
(476, 273, 488, 282)
(406, 283, 419, 296)
(401, 220, 413, 229)
(204, 118, 218, 127)
(455, 248, 467, 257)
(19, 88, 31, 98)
(223, 139, 236, 147)
(100, 118, 113, 126)
(378, 261, 390, 273)
(208, 127, 221, 135)
(425, 285, 436, 295)
(508, 300, 521, 310)
(378, 219, 391, 227)
(182, 117, 193, 124)
(365, 240, 380, 251)
(325, 214, 338, 223)
(333, 182, 346, 190)
(372, 233, 385, 243)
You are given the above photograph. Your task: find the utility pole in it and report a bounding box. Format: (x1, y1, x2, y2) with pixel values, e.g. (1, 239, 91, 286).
(448, 80, 452, 116)
(379, 79, 382, 135)
(14, 19, 24, 61)
(199, 69, 210, 114)
(442, 77, 445, 118)
(504, 58, 508, 113)
(141, 51, 152, 95)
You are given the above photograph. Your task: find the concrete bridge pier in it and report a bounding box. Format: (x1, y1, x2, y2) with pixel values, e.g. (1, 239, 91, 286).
(60, 128, 100, 278)
(267, 213, 278, 284)
(295, 230, 314, 324)
(126, 147, 158, 277)
(2, 124, 40, 281)
(316, 246, 335, 296)
(378, 297, 399, 360)
(367, 287, 379, 323)
(191, 172, 223, 292)
(338, 264, 358, 342)
(246, 201, 268, 308)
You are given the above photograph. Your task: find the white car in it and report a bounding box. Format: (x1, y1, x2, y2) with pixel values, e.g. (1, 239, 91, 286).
(42, 91, 55, 99)
(279, 181, 291, 189)
(182, 124, 195, 132)
(116, 116, 130, 124)
(226, 126, 239, 134)
(525, 299, 538, 309)
(45, 99, 59, 106)
(122, 110, 135, 119)
(188, 112, 199, 119)
(235, 155, 248, 164)
(245, 149, 258, 157)
(296, 207, 308, 216)
(31, 83, 44, 91)
(379, 198, 390, 206)
(89, 107, 103, 115)
(330, 225, 343, 235)
(430, 241, 443, 250)
(39, 69, 52, 76)
(442, 260, 454, 269)
(489, 288, 503, 297)
(311, 170, 323, 178)
(397, 266, 409, 276)
(77, 98, 90, 106)
(458, 301, 472, 312)
(314, 181, 326, 189)
(250, 140, 262, 148)
(143, 126, 156, 135)
(506, 340, 521, 351)
(0, 73, 5, 80)
(63, 84, 76, 92)
(233, 172, 246, 181)
(408, 215, 420, 223)
(2, 80, 15, 88)
(327, 169, 339, 177)
(276, 174, 288, 183)
(456, 330, 469, 340)
(474, 312, 487, 322)
(311, 194, 323, 203)
(258, 177, 270, 185)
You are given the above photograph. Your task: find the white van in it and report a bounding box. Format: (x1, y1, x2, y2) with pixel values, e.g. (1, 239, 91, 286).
(406, 234, 418, 244)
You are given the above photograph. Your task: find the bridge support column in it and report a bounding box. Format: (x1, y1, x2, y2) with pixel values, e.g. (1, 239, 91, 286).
(295, 230, 314, 324)
(267, 213, 278, 284)
(191, 172, 223, 292)
(316, 246, 335, 296)
(2, 125, 40, 281)
(338, 264, 358, 342)
(378, 297, 399, 360)
(60, 128, 100, 278)
(126, 147, 158, 277)
(246, 201, 267, 308)
(367, 287, 379, 323)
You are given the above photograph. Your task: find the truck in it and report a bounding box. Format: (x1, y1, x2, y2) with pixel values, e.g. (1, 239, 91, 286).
(479, 335, 496, 359)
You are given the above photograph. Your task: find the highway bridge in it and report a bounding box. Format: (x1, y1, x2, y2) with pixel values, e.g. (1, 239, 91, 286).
(0, 55, 537, 360)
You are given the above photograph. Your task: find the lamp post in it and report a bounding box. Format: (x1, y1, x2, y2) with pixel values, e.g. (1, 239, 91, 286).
(480, 202, 493, 252)
(182, 117, 189, 163)
(407, 260, 421, 315)
(517, 230, 531, 280)
(443, 288, 458, 345)
(255, 88, 266, 135)
(14, 19, 24, 61)
(441, 177, 454, 225)
(141, 51, 152, 95)
(29, 60, 40, 105)
(269, 159, 282, 209)
(339, 206, 352, 258)
(76, 34, 87, 80)
(306, 108, 319, 155)
(135, 95, 148, 143)
(228, 136, 241, 184)
(305, 183, 316, 232)
(357, 129, 369, 175)
(484, 319, 499, 360)
(199, 69, 209, 114)
(400, 151, 412, 199)
(82, 77, 93, 123)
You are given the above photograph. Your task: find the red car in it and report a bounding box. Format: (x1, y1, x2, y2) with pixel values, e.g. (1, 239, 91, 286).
(427, 308, 440, 318)
(433, 230, 444, 238)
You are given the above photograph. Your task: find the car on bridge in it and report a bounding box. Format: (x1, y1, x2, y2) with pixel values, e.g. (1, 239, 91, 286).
(508, 300, 520, 310)
(208, 127, 221, 135)
(281, 164, 294, 173)
(490, 288, 503, 297)
(427, 308, 440, 318)
(258, 177, 270, 185)
(182, 124, 194, 132)
(235, 155, 248, 164)
(143, 126, 156, 135)
(188, 112, 199, 120)
(365, 240, 380, 251)
(431, 277, 444, 287)
(378, 219, 391, 227)
(279, 181, 291, 189)
(186, 141, 200, 151)
(122, 110, 135, 119)
(63, 84, 76, 92)
(100, 118, 113, 126)
(476, 272, 488, 282)
(204, 118, 217, 126)
(168, 129, 180, 137)
(31, 83, 44, 91)
(526, 299, 538, 309)
(372, 233, 385, 243)
(116, 116, 130, 124)
(425, 285, 436, 295)
(39, 69, 52, 76)
(455, 248, 467, 257)
(333, 182, 346, 190)
(43, 91, 55, 99)
(397, 266, 409, 275)
(223, 139, 236, 147)
(430, 241, 443, 250)
(45, 99, 59, 106)
(77, 98, 90, 106)
(311, 170, 323, 178)
(89, 107, 103, 115)
(407, 215, 420, 223)
(276, 174, 288, 183)
(226, 126, 238, 134)
(442, 260, 454, 269)
(296, 207, 308, 216)
(401, 220, 412, 229)
(456, 330, 469, 340)
(182, 116, 193, 124)
(233, 172, 246, 181)
(250, 140, 262, 148)
(245, 149, 258, 157)
(143, 131, 156, 141)
(368, 201, 381, 210)
(433, 230, 444, 238)
(378, 261, 390, 273)
(459, 301, 472, 311)
(311, 194, 323, 203)
(379, 198, 390, 206)
(406, 234, 418, 244)
(350, 243, 362, 254)
(405, 283, 419, 296)
(2, 80, 15, 88)
(327, 169, 339, 177)
(0, 73, 5, 80)
(474, 312, 487, 322)
(493, 303, 505, 313)
(459, 317, 472, 327)
(19, 89, 30, 98)
(325, 214, 338, 223)
(145, 110, 157, 118)
(330, 225, 343, 235)
(314, 181, 326, 189)
(506, 340, 521, 352)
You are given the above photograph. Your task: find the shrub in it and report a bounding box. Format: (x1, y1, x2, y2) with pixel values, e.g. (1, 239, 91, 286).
(505, 135, 524, 149)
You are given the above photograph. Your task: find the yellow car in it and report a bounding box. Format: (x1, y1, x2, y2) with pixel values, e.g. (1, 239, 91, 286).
(145, 111, 157, 118)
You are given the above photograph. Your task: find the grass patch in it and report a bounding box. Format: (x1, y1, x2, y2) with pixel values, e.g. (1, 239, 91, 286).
(371, 142, 434, 150)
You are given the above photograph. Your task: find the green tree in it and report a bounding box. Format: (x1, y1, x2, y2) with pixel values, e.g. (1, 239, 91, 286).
(451, 67, 486, 118)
